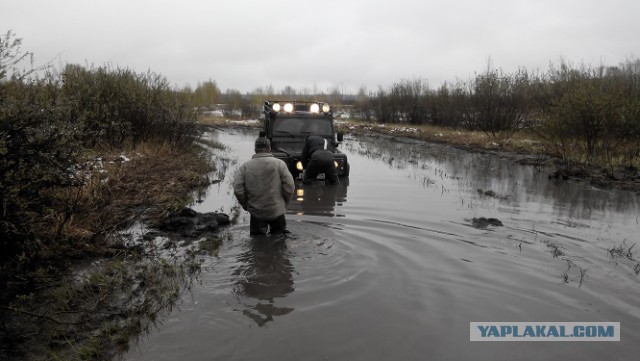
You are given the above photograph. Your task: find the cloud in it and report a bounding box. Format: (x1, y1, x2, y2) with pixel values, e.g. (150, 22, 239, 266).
(2, 0, 639, 93)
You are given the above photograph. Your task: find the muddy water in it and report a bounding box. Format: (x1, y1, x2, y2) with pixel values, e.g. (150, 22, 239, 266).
(124, 128, 640, 361)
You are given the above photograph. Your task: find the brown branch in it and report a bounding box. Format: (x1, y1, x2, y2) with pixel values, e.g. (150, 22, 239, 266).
(0, 304, 79, 325)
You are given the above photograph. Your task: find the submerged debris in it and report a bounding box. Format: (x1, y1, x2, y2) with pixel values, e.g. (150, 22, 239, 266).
(471, 217, 504, 229)
(156, 207, 230, 239)
(476, 188, 512, 201)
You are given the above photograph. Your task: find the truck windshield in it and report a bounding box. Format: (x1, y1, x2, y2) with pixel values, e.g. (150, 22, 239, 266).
(272, 117, 332, 136)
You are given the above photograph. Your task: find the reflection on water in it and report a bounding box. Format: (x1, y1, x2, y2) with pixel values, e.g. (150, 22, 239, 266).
(126, 129, 640, 361)
(345, 135, 640, 222)
(233, 235, 294, 326)
(288, 179, 349, 217)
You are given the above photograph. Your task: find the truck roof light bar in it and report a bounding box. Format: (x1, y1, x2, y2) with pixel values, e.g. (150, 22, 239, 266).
(264, 100, 332, 115)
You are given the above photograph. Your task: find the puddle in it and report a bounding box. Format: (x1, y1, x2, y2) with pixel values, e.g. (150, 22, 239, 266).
(124, 129, 640, 361)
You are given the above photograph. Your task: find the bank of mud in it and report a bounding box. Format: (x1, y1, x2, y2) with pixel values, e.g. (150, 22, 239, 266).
(0, 141, 232, 360)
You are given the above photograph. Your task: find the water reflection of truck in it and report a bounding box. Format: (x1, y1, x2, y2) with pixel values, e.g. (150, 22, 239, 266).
(288, 180, 349, 217)
(261, 100, 350, 179)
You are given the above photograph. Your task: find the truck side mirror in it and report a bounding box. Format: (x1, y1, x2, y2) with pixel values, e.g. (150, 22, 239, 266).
(337, 132, 344, 142)
(259, 131, 266, 138)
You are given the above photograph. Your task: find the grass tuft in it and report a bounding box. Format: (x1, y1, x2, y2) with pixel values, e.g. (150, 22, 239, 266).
(199, 237, 223, 256)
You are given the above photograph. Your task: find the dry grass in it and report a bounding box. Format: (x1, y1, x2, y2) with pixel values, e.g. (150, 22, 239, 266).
(335, 119, 549, 156)
(198, 114, 261, 128)
(198, 114, 226, 125)
(56, 141, 213, 252)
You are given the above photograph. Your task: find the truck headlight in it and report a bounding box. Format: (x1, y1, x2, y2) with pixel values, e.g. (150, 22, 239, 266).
(334, 161, 339, 168)
(272, 103, 281, 112)
(284, 103, 294, 112)
(296, 161, 304, 171)
(310, 103, 320, 113)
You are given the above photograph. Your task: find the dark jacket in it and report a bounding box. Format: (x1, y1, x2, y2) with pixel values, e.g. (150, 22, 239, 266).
(301, 135, 330, 167)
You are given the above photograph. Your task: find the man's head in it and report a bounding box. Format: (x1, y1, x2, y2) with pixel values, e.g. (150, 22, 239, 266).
(254, 137, 271, 153)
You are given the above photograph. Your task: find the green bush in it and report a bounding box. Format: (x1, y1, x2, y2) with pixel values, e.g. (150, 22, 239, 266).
(538, 61, 640, 170)
(1, 61, 200, 285)
(1, 75, 81, 274)
(464, 67, 532, 138)
(0, 31, 210, 359)
(61, 64, 198, 148)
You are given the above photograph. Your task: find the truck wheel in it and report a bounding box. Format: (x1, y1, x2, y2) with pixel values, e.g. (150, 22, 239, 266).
(343, 162, 350, 177)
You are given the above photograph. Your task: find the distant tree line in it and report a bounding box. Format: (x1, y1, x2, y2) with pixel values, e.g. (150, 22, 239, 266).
(196, 58, 640, 170)
(184, 80, 350, 120)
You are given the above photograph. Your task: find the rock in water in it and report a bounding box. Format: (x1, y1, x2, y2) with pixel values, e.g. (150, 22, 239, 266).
(471, 217, 503, 229)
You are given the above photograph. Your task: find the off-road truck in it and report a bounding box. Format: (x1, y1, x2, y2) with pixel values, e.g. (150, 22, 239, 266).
(261, 100, 349, 179)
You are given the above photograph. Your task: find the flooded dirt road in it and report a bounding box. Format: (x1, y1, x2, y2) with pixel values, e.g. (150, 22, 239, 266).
(124, 128, 640, 361)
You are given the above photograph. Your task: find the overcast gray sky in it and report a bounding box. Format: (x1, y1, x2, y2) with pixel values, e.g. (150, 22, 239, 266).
(3, 0, 639, 93)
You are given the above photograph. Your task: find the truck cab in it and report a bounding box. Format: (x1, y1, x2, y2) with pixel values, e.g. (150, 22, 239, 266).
(261, 100, 349, 179)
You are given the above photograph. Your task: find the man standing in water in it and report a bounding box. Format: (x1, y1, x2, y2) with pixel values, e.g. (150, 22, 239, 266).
(301, 134, 338, 184)
(233, 137, 295, 235)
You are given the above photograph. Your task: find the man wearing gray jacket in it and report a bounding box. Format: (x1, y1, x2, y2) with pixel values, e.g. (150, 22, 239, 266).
(233, 137, 295, 235)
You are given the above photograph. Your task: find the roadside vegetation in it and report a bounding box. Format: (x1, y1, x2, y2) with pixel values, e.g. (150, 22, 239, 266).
(1, 31, 220, 359)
